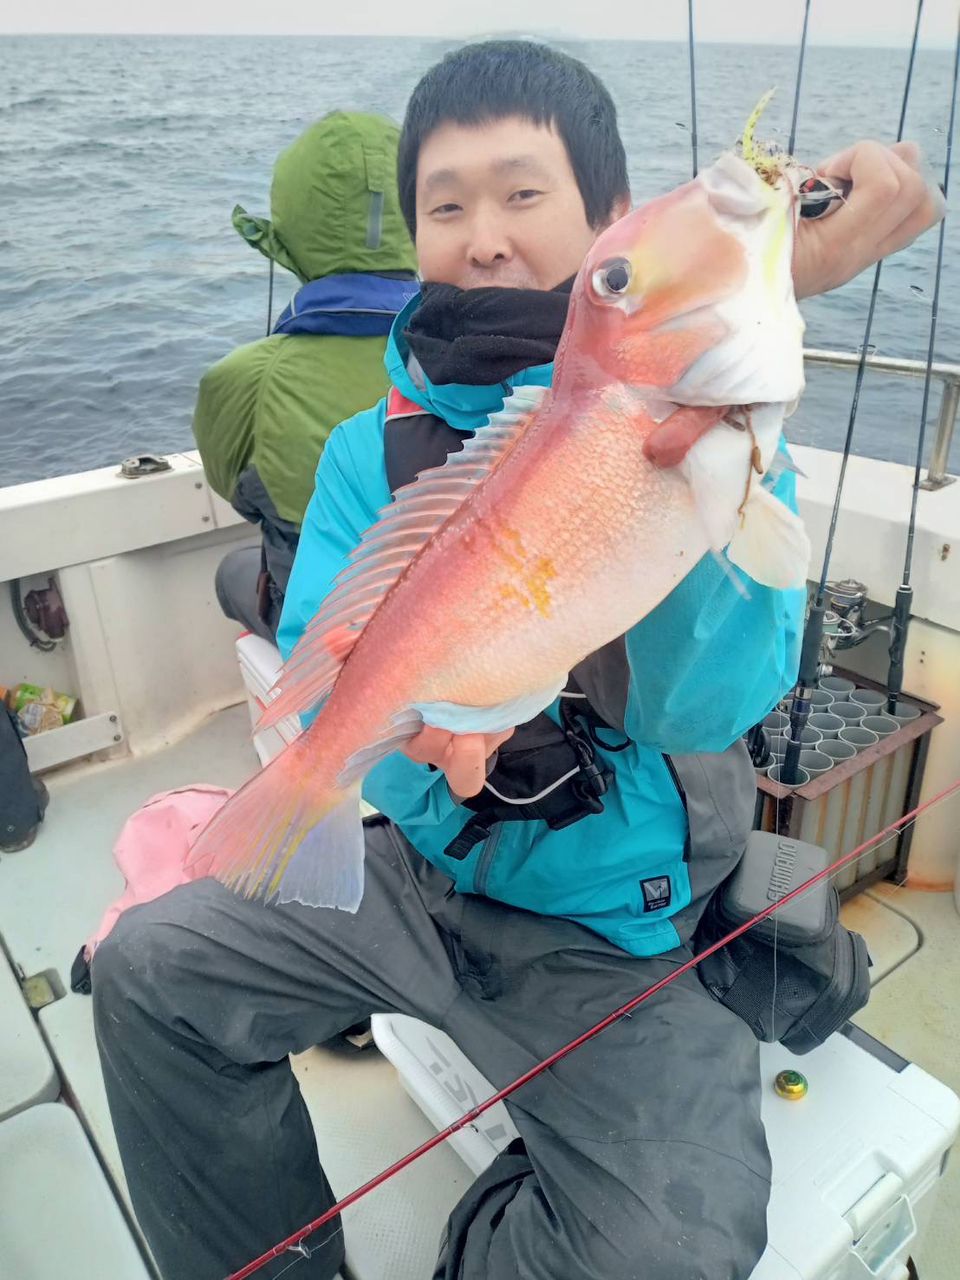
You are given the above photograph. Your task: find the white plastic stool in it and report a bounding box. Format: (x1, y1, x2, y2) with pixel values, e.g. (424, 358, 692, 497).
(235, 633, 301, 767)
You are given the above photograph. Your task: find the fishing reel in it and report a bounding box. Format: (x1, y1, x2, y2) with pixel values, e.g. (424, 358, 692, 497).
(817, 579, 894, 671)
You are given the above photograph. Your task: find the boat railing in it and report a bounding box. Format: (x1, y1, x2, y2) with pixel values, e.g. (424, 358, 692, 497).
(803, 347, 959, 490)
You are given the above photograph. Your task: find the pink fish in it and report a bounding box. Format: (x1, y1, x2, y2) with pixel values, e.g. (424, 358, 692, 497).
(191, 148, 810, 911)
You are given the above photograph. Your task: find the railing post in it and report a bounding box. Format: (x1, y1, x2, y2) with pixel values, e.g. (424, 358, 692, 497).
(921, 380, 959, 490)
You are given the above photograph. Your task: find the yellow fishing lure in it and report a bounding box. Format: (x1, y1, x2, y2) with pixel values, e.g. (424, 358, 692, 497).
(739, 89, 791, 185)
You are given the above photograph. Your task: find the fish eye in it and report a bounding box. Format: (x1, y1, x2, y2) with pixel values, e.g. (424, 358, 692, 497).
(592, 257, 632, 299)
(591, 258, 634, 300)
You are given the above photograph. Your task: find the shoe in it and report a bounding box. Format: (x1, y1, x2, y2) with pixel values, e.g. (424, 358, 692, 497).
(342, 1019, 376, 1051)
(0, 779, 50, 852)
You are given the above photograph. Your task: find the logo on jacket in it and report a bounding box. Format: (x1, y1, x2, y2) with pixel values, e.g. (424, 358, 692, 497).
(639, 876, 672, 912)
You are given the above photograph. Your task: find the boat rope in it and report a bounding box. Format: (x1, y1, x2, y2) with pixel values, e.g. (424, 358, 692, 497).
(781, 0, 926, 785)
(8, 580, 57, 653)
(886, 8, 960, 713)
(222, 776, 960, 1280)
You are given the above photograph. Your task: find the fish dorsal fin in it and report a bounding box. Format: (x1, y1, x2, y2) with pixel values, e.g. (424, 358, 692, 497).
(258, 384, 549, 729)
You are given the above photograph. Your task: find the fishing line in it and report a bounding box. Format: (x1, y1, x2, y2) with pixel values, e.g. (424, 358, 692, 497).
(763, 14, 814, 1022)
(886, 9, 960, 714)
(687, 0, 699, 178)
(221, 778, 960, 1280)
(788, 0, 813, 156)
(781, 0, 926, 785)
(259, 1221, 346, 1280)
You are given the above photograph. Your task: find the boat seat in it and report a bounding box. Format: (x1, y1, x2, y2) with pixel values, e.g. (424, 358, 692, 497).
(0, 944, 59, 1121)
(235, 632, 301, 767)
(0, 1102, 152, 1279)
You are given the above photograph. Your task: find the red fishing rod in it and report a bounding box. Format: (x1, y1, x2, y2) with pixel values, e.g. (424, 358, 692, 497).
(223, 777, 960, 1280)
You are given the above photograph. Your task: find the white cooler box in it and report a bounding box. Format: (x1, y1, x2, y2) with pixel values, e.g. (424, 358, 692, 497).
(372, 1013, 959, 1280)
(236, 633, 301, 766)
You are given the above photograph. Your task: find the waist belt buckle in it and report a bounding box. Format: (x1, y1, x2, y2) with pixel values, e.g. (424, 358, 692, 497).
(443, 816, 492, 861)
(563, 721, 611, 817)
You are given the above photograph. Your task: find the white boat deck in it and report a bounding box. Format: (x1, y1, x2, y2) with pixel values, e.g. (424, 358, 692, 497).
(1, 704, 958, 1279)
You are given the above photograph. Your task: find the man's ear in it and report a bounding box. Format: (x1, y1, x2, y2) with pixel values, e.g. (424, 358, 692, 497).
(610, 194, 632, 224)
(590, 194, 632, 242)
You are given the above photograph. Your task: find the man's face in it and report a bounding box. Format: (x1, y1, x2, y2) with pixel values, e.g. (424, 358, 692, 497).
(415, 115, 624, 291)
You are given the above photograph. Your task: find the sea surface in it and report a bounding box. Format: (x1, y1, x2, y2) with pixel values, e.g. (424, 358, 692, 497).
(0, 34, 957, 486)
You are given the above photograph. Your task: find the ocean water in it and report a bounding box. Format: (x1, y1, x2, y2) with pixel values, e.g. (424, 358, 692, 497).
(0, 33, 957, 486)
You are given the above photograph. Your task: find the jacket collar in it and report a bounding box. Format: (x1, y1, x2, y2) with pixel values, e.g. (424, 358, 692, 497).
(384, 295, 554, 433)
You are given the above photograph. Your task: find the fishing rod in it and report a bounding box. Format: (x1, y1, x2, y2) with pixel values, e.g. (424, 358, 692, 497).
(780, 0, 927, 788)
(687, 0, 698, 179)
(746, 0, 817, 785)
(222, 776, 960, 1280)
(788, 0, 812, 156)
(886, 12, 960, 716)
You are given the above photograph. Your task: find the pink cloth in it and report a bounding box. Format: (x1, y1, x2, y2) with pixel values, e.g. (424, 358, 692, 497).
(85, 784, 232, 958)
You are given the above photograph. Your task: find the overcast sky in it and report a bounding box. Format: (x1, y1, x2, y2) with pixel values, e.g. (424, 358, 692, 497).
(1, 0, 957, 46)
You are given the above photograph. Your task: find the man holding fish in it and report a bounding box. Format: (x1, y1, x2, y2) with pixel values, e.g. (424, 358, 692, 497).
(93, 40, 943, 1280)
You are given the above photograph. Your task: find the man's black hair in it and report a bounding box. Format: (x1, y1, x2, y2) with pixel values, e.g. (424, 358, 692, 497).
(398, 40, 630, 238)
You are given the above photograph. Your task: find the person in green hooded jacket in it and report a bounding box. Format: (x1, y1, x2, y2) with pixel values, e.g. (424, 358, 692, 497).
(193, 111, 419, 641)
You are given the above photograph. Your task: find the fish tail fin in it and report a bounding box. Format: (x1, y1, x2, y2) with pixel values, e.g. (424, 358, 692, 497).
(189, 737, 364, 911)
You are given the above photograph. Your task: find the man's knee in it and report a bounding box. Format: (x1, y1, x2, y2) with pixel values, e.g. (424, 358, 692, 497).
(92, 882, 219, 1025)
(215, 544, 279, 640)
(615, 1149, 769, 1280)
(214, 546, 251, 621)
(92, 910, 162, 1027)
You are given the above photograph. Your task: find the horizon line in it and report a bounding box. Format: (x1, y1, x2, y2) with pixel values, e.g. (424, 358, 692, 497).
(0, 31, 955, 50)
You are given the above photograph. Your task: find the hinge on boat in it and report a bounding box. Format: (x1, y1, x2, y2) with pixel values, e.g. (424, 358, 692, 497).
(20, 967, 66, 1011)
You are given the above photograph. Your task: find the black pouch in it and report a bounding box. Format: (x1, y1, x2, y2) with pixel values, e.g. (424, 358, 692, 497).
(444, 707, 615, 860)
(696, 831, 871, 1054)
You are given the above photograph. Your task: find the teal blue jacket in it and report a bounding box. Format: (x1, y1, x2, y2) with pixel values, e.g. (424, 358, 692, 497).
(279, 297, 804, 957)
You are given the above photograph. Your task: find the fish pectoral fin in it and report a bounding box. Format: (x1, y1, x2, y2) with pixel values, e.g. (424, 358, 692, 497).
(766, 446, 807, 483)
(337, 710, 424, 787)
(726, 484, 811, 589)
(677, 421, 743, 552)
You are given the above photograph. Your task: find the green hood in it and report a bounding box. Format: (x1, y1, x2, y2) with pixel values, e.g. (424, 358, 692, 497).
(232, 111, 417, 283)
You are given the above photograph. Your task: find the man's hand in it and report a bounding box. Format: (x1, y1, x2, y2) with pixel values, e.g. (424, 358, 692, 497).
(402, 725, 515, 800)
(792, 140, 945, 300)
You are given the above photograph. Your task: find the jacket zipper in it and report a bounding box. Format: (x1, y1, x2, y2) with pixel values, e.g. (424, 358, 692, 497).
(662, 754, 690, 861)
(662, 755, 687, 809)
(473, 824, 504, 896)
